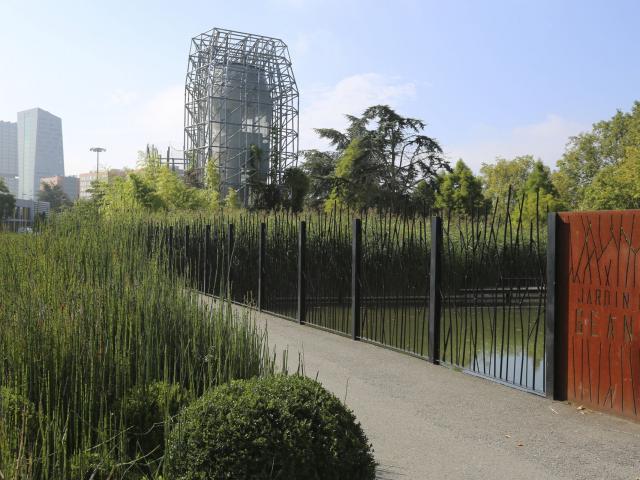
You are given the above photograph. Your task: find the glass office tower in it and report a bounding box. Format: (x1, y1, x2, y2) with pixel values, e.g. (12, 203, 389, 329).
(17, 108, 64, 200)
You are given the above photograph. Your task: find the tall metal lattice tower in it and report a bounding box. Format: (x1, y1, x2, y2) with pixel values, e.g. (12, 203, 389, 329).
(184, 28, 299, 201)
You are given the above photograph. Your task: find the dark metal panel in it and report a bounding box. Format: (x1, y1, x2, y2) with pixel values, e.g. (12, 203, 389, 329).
(297, 221, 306, 324)
(205, 224, 211, 293)
(352, 218, 362, 340)
(429, 216, 442, 364)
(258, 222, 266, 311)
(545, 212, 559, 398)
(227, 223, 234, 296)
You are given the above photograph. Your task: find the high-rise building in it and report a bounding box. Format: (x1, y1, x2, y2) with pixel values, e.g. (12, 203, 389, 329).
(17, 108, 64, 200)
(0, 120, 18, 195)
(40, 175, 80, 200)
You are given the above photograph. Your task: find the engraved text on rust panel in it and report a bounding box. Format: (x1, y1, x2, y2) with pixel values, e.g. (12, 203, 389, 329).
(559, 212, 640, 419)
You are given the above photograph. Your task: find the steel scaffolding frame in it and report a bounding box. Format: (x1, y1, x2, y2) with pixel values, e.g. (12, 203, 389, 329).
(184, 27, 299, 193)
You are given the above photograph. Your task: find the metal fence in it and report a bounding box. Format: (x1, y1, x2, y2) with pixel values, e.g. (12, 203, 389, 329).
(439, 198, 547, 394)
(361, 212, 431, 356)
(164, 196, 547, 395)
(305, 209, 352, 335)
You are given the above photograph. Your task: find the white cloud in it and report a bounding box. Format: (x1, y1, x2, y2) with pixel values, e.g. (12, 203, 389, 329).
(299, 73, 417, 151)
(446, 115, 587, 172)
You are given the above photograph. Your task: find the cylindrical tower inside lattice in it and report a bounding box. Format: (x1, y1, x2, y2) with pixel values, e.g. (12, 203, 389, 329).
(184, 28, 299, 204)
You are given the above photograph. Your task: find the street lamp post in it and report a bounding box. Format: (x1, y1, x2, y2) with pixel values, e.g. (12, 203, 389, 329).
(89, 147, 106, 181)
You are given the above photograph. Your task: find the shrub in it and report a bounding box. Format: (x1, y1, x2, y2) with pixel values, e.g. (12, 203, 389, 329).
(120, 381, 191, 462)
(166, 375, 376, 480)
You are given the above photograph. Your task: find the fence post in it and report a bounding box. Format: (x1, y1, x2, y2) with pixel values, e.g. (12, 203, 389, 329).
(297, 221, 306, 324)
(168, 225, 174, 274)
(258, 222, 266, 312)
(545, 212, 563, 399)
(352, 218, 362, 341)
(227, 223, 234, 297)
(184, 225, 190, 276)
(204, 224, 211, 293)
(428, 216, 442, 364)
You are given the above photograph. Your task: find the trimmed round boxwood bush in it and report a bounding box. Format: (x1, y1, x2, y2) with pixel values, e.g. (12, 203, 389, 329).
(166, 374, 376, 479)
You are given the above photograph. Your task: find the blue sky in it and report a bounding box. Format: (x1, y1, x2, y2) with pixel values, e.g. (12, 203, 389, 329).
(1, 0, 638, 175)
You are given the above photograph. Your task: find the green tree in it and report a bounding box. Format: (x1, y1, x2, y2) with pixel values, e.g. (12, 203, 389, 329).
(435, 160, 486, 214)
(37, 183, 72, 211)
(316, 105, 448, 211)
(246, 144, 281, 210)
(224, 188, 241, 211)
(96, 161, 207, 214)
(555, 101, 640, 209)
(281, 167, 310, 212)
(155, 167, 207, 211)
(411, 177, 439, 212)
(100, 174, 163, 213)
(137, 144, 162, 176)
(581, 147, 640, 210)
(0, 178, 16, 219)
(325, 138, 378, 212)
(521, 160, 563, 218)
(86, 179, 108, 204)
(301, 150, 338, 209)
(480, 155, 535, 203)
(205, 156, 222, 210)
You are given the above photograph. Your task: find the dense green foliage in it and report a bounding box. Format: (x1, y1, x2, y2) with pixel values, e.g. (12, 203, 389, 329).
(0, 387, 38, 470)
(555, 100, 640, 210)
(0, 177, 15, 220)
(37, 183, 72, 211)
(166, 375, 376, 480)
(65, 100, 640, 220)
(580, 146, 640, 209)
(281, 166, 310, 212)
(0, 215, 275, 479)
(301, 150, 338, 209)
(120, 381, 192, 465)
(317, 105, 448, 212)
(480, 155, 535, 202)
(435, 159, 486, 214)
(478, 155, 563, 217)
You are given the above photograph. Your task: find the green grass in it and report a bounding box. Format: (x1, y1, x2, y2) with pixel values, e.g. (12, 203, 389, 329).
(0, 214, 276, 479)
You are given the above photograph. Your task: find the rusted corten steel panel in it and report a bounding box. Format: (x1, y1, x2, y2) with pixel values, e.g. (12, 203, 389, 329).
(557, 211, 640, 420)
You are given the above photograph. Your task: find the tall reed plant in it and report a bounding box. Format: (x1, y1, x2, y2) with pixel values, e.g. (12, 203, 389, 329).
(0, 213, 275, 479)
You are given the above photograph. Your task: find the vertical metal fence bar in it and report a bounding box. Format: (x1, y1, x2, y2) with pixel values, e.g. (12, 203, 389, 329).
(168, 225, 174, 275)
(429, 216, 442, 364)
(545, 212, 561, 399)
(204, 224, 211, 293)
(227, 223, 235, 297)
(258, 222, 266, 312)
(352, 218, 362, 341)
(185, 224, 190, 278)
(297, 220, 306, 324)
